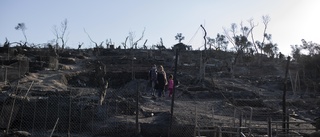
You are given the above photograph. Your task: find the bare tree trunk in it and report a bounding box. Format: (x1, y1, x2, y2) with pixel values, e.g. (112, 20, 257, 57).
(99, 79, 108, 105)
(22, 30, 28, 44)
(199, 52, 203, 81)
(84, 28, 100, 55)
(200, 25, 207, 50)
(248, 19, 259, 53)
(124, 36, 129, 49)
(260, 15, 270, 55)
(200, 25, 207, 82)
(133, 28, 146, 49)
(143, 39, 148, 49)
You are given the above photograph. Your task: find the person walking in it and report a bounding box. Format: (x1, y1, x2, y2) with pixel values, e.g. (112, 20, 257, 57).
(167, 74, 174, 97)
(149, 64, 157, 96)
(155, 65, 167, 98)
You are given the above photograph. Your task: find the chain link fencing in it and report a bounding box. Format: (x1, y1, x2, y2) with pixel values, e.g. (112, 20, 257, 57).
(0, 49, 319, 137)
(1, 75, 318, 137)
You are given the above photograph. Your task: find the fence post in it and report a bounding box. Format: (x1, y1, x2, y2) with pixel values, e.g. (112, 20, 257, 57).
(249, 107, 252, 128)
(135, 81, 140, 135)
(194, 105, 198, 137)
(32, 101, 37, 135)
(268, 117, 272, 137)
(91, 103, 94, 134)
(218, 126, 222, 137)
(45, 97, 49, 131)
(5, 67, 7, 84)
(239, 111, 243, 135)
(233, 107, 236, 127)
(19, 101, 25, 130)
(68, 90, 72, 137)
(239, 111, 242, 127)
(286, 113, 290, 134)
(79, 98, 83, 133)
(19, 60, 21, 78)
(212, 105, 215, 126)
(169, 47, 179, 137)
(6, 88, 18, 135)
(282, 56, 290, 133)
(50, 118, 59, 137)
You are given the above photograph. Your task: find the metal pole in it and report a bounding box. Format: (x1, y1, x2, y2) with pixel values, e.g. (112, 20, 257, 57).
(239, 111, 242, 127)
(249, 107, 253, 128)
(19, 60, 21, 78)
(5, 67, 7, 84)
(6, 88, 18, 135)
(194, 106, 198, 137)
(68, 90, 72, 137)
(169, 48, 179, 137)
(50, 118, 59, 137)
(135, 81, 140, 135)
(282, 56, 291, 133)
(212, 106, 215, 126)
(268, 117, 272, 137)
(233, 108, 236, 127)
(286, 113, 290, 134)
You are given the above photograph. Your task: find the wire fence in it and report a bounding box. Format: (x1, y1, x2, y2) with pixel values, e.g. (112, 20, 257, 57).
(0, 49, 319, 137)
(0, 57, 29, 83)
(1, 81, 317, 137)
(2, 89, 138, 136)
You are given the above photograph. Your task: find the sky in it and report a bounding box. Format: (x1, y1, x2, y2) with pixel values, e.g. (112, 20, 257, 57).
(1, 0, 319, 56)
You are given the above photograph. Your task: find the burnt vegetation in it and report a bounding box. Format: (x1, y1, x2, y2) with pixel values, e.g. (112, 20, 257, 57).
(0, 17, 320, 136)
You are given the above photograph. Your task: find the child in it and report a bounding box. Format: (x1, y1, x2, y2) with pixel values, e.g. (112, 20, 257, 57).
(168, 74, 174, 97)
(149, 64, 157, 96)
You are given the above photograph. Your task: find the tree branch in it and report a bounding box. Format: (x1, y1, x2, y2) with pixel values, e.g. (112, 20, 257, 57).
(133, 28, 146, 49)
(248, 19, 259, 53)
(200, 25, 207, 50)
(84, 28, 98, 47)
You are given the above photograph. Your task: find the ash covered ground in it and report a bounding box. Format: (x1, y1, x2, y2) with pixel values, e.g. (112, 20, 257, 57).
(0, 46, 319, 137)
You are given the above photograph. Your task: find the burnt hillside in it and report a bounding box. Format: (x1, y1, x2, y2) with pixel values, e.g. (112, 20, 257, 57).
(0, 46, 319, 137)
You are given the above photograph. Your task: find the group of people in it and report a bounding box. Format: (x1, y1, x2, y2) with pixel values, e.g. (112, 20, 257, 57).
(149, 64, 174, 98)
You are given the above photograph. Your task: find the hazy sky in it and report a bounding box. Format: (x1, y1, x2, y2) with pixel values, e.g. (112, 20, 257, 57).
(1, 0, 319, 55)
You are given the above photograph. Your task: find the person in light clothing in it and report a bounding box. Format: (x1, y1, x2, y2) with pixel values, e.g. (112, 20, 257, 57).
(155, 65, 167, 97)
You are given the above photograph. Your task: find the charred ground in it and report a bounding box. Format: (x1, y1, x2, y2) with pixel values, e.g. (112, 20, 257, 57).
(0, 45, 319, 137)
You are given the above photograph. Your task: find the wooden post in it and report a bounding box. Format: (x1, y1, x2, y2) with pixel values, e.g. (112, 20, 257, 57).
(239, 111, 243, 128)
(6, 87, 18, 135)
(268, 117, 272, 137)
(44, 96, 49, 130)
(249, 107, 253, 128)
(286, 113, 290, 134)
(233, 107, 236, 127)
(79, 98, 83, 132)
(169, 48, 179, 137)
(5, 67, 7, 84)
(239, 111, 243, 135)
(91, 102, 94, 134)
(19, 100, 25, 129)
(135, 81, 140, 135)
(32, 101, 37, 134)
(212, 106, 215, 126)
(68, 90, 72, 137)
(19, 60, 21, 78)
(194, 106, 198, 137)
(282, 56, 291, 133)
(131, 57, 136, 80)
(50, 118, 59, 137)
